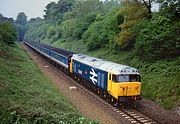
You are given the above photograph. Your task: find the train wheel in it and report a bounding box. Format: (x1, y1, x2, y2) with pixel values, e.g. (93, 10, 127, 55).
(110, 97, 118, 107)
(119, 102, 123, 109)
(77, 77, 81, 83)
(111, 97, 114, 103)
(113, 99, 119, 107)
(97, 89, 100, 95)
(106, 94, 111, 102)
(132, 100, 137, 108)
(74, 75, 77, 80)
(103, 91, 107, 98)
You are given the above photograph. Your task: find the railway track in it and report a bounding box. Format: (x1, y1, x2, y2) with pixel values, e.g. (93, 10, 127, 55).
(25, 44, 159, 124)
(68, 75, 159, 124)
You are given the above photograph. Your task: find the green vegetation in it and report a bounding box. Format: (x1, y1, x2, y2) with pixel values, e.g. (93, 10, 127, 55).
(15, 12, 27, 41)
(0, 44, 97, 123)
(82, 8, 123, 51)
(0, 14, 97, 123)
(23, 0, 180, 109)
(134, 15, 180, 60)
(115, 1, 148, 49)
(0, 22, 17, 51)
(24, 0, 120, 44)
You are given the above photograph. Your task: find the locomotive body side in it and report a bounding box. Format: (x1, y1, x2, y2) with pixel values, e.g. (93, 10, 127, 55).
(72, 54, 141, 105)
(72, 58, 108, 90)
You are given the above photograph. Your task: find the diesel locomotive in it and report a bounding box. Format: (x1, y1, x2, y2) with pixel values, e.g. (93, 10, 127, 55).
(24, 41, 141, 107)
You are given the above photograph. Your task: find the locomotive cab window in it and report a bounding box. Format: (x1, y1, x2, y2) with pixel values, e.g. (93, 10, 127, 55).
(129, 75, 140, 82)
(112, 74, 140, 82)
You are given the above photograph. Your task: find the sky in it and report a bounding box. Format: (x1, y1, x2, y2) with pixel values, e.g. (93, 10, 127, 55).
(0, 0, 59, 20)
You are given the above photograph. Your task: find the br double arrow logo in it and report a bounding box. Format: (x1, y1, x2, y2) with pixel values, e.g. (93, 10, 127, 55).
(89, 68, 97, 85)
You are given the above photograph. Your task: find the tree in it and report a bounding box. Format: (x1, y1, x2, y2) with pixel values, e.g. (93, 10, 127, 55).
(44, 0, 74, 23)
(134, 15, 180, 60)
(135, 0, 153, 18)
(0, 22, 17, 46)
(120, 0, 160, 18)
(115, 1, 148, 49)
(72, 0, 104, 18)
(0, 14, 3, 20)
(15, 12, 27, 26)
(44, 2, 56, 21)
(0, 13, 14, 23)
(15, 12, 27, 41)
(24, 18, 50, 42)
(15, 24, 26, 41)
(159, 0, 180, 21)
(82, 8, 123, 51)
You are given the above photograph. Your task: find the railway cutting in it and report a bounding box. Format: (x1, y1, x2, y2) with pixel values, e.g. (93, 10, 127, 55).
(23, 42, 161, 124)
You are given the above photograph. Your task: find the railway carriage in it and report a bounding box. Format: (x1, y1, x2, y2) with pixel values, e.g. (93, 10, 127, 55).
(49, 47, 74, 72)
(24, 42, 74, 73)
(24, 41, 141, 107)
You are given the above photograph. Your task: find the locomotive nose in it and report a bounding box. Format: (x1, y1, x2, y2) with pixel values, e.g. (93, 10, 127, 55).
(119, 82, 141, 96)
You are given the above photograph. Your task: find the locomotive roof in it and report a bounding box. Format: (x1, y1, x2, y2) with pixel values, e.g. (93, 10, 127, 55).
(72, 54, 139, 75)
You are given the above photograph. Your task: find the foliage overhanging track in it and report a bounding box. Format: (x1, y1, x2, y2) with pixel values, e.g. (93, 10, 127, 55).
(25, 43, 160, 124)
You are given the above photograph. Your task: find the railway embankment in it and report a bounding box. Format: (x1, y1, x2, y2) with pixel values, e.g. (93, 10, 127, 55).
(0, 44, 97, 123)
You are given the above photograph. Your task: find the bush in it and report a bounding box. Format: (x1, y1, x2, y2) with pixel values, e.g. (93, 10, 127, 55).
(47, 26, 57, 38)
(82, 8, 123, 51)
(25, 20, 50, 42)
(58, 13, 97, 40)
(15, 24, 26, 41)
(134, 16, 180, 60)
(115, 31, 136, 50)
(0, 22, 17, 45)
(115, 2, 148, 50)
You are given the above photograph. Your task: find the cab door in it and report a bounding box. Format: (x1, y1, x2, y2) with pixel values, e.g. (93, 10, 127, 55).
(69, 58, 73, 73)
(107, 73, 112, 95)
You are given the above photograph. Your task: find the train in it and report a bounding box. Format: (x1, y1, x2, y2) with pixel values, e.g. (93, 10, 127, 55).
(24, 41, 141, 107)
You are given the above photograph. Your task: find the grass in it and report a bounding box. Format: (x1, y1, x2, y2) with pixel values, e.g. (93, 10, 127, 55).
(0, 43, 97, 124)
(51, 40, 180, 109)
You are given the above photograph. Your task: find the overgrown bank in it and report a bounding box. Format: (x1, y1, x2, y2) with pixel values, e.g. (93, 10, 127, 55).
(0, 44, 97, 123)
